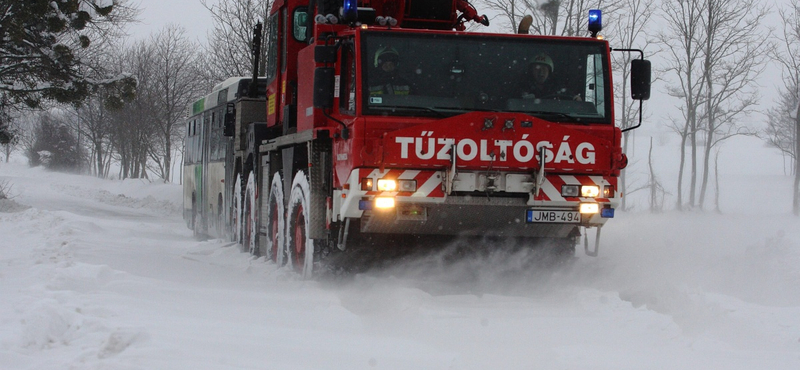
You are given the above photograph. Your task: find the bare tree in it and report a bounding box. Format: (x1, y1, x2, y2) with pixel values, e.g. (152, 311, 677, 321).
(659, 0, 706, 211)
(610, 0, 656, 210)
(106, 41, 157, 180)
(662, 0, 770, 211)
(147, 25, 203, 182)
(200, 0, 271, 85)
(768, 1, 800, 215)
(696, 0, 770, 209)
(481, 0, 624, 36)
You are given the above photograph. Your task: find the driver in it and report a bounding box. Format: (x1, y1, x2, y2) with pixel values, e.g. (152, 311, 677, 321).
(369, 47, 412, 96)
(521, 53, 581, 101)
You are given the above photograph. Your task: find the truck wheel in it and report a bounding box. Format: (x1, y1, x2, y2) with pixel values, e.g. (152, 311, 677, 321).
(263, 172, 285, 264)
(243, 171, 258, 254)
(285, 171, 315, 278)
(232, 174, 242, 243)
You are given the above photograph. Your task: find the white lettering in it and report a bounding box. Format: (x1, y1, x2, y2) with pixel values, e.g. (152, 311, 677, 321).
(480, 140, 494, 161)
(555, 141, 574, 163)
(415, 137, 435, 160)
(393, 135, 595, 165)
(495, 140, 512, 161)
(513, 140, 535, 163)
(396, 137, 414, 159)
(457, 139, 478, 161)
(536, 141, 554, 163)
(576, 142, 595, 164)
(437, 138, 455, 160)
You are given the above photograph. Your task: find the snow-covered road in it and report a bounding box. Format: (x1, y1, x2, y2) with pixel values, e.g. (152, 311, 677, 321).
(2, 160, 800, 369)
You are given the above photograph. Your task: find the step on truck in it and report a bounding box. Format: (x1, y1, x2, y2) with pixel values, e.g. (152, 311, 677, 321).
(183, 0, 651, 277)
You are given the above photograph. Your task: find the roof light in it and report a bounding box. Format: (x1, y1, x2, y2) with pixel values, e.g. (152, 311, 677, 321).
(342, 0, 358, 23)
(588, 9, 602, 38)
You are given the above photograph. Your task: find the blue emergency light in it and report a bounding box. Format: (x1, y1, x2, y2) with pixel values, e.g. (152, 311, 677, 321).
(342, 0, 358, 23)
(588, 9, 602, 37)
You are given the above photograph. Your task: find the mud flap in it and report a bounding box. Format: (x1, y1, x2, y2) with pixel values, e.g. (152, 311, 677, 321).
(308, 140, 331, 239)
(583, 225, 602, 257)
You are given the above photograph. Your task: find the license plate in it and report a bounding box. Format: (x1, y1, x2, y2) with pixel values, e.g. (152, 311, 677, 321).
(526, 210, 581, 223)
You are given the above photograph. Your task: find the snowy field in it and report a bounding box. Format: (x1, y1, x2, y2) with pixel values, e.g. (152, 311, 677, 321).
(2, 136, 800, 370)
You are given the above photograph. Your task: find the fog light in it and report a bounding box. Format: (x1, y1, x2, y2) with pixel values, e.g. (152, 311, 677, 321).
(375, 197, 395, 209)
(377, 179, 397, 191)
(579, 203, 599, 214)
(581, 185, 600, 198)
(561, 185, 580, 197)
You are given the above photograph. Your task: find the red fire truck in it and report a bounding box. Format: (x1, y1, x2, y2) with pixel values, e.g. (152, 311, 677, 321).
(184, 0, 651, 277)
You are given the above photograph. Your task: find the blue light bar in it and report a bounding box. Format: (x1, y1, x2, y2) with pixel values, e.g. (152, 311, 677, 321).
(342, 0, 358, 23)
(588, 9, 602, 36)
(601, 207, 614, 218)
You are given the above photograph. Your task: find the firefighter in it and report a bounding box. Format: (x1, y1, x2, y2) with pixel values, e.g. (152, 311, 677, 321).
(369, 47, 412, 96)
(520, 53, 582, 101)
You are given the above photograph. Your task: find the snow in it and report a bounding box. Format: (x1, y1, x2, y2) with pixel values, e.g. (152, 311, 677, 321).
(2, 136, 800, 369)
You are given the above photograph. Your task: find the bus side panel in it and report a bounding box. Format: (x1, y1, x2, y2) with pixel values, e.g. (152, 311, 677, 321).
(205, 161, 226, 237)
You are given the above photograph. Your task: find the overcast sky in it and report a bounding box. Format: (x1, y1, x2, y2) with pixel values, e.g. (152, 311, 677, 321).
(126, 0, 215, 42)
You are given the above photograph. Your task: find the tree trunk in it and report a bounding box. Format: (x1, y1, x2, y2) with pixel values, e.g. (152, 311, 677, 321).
(164, 128, 172, 182)
(714, 149, 721, 213)
(794, 101, 800, 215)
(690, 114, 697, 208)
(649, 137, 657, 212)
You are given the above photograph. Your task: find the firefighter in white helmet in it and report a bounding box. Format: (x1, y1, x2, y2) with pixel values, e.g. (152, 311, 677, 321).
(520, 53, 581, 101)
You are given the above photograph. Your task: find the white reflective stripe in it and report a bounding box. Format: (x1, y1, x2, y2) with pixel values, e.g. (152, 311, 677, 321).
(590, 175, 606, 186)
(398, 170, 420, 179)
(560, 175, 580, 185)
(412, 173, 442, 197)
(540, 178, 564, 201)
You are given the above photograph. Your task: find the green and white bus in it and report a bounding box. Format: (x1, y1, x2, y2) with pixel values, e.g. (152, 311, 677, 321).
(183, 77, 267, 239)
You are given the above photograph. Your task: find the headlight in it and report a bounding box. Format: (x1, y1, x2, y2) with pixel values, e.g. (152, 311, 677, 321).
(377, 179, 397, 192)
(561, 185, 580, 197)
(581, 185, 600, 198)
(579, 203, 599, 214)
(375, 197, 395, 209)
(398, 179, 417, 192)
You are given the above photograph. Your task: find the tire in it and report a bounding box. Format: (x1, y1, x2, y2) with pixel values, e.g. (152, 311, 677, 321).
(192, 203, 206, 241)
(243, 171, 258, 254)
(232, 174, 242, 243)
(285, 171, 316, 279)
(262, 172, 285, 264)
(216, 193, 224, 238)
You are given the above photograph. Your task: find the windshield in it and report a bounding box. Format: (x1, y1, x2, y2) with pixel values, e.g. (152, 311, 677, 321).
(361, 31, 611, 124)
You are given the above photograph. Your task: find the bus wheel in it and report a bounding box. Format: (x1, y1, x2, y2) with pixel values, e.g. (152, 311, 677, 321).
(232, 174, 242, 243)
(244, 171, 258, 255)
(192, 203, 206, 240)
(285, 171, 315, 279)
(263, 172, 285, 265)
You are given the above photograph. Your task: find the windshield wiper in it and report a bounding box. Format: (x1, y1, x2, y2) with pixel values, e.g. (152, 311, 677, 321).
(524, 111, 585, 123)
(371, 105, 448, 117)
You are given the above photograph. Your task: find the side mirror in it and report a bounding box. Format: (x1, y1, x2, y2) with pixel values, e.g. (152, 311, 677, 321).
(314, 67, 335, 109)
(315, 45, 337, 64)
(223, 102, 235, 137)
(631, 59, 651, 100)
